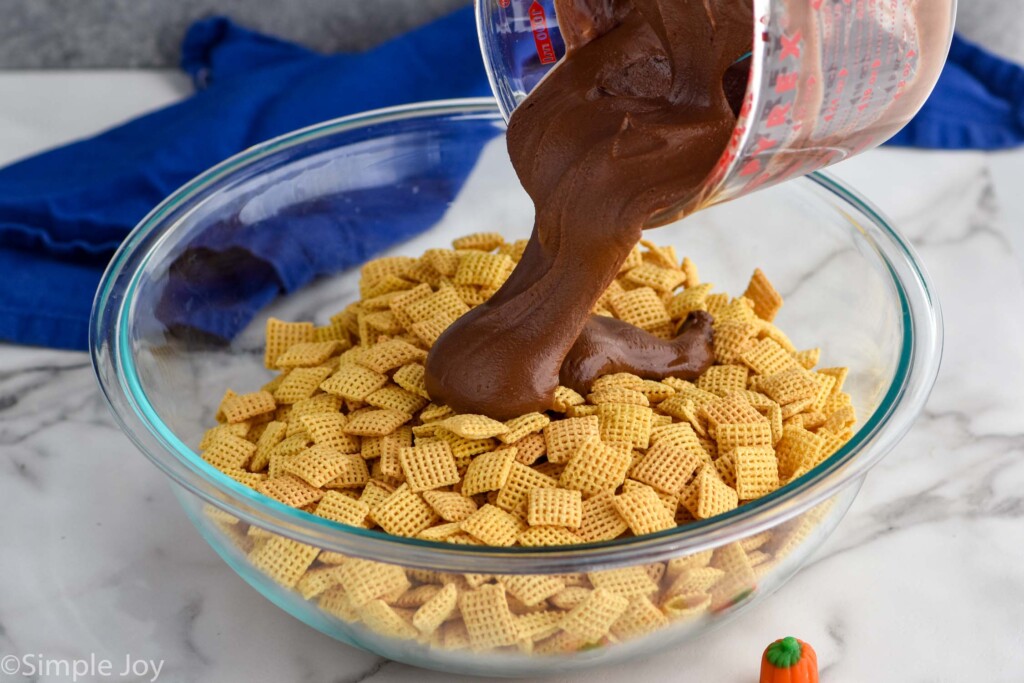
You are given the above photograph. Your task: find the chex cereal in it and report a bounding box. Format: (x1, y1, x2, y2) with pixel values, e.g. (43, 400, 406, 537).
(398, 441, 460, 491)
(201, 236, 855, 656)
(561, 588, 630, 643)
(559, 437, 632, 497)
(461, 504, 525, 547)
(459, 584, 520, 650)
(613, 484, 676, 535)
(544, 415, 600, 464)
(527, 488, 583, 528)
(588, 566, 658, 599)
(612, 596, 670, 640)
(517, 525, 584, 546)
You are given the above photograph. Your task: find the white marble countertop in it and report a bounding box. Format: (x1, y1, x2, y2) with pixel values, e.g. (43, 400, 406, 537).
(2, 71, 1024, 683)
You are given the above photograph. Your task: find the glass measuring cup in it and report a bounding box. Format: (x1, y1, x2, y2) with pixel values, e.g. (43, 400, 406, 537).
(475, 0, 957, 223)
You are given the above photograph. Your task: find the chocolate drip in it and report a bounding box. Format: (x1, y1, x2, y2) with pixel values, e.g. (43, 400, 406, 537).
(426, 0, 753, 420)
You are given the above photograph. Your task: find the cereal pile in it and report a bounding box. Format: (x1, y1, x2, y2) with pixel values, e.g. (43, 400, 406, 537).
(200, 233, 854, 653)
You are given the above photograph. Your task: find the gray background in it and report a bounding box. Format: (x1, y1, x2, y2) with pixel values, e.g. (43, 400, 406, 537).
(0, 0, 470, 68)
(0, 0, 1020, 68)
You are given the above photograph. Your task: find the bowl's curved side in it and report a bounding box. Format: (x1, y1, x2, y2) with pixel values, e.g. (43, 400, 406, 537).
(176, 478, 864, 675)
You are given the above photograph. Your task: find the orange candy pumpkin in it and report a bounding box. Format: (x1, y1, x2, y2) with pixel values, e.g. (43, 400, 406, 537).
(759, 637, 818, 683)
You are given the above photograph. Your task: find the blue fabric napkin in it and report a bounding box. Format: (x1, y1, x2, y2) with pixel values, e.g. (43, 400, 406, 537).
(888, 35, 1024, 149)
(0, 7, 492, 350)
(0, 11, 1021, 350)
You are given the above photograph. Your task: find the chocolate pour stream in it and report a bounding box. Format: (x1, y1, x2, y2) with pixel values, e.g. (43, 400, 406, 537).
(426, 0, 753, 420)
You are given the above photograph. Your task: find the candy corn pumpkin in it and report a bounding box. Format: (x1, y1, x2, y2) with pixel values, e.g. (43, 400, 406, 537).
(760, 637, 818, 683)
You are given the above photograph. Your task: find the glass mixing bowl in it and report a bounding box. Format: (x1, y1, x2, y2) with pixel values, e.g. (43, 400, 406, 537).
(91, 99, 941, 676)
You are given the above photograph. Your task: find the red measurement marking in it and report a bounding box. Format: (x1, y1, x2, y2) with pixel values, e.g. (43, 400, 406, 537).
(740, 159, 762, 177)
(780, 31, 802, 60)
(775, 72, 799, 94)
(857, 59, 882, 111)
(529, 2, 557, 65)
(752, 136, 778, 155)
(498, 0, 510, 7)
(766, 103, 791, 128)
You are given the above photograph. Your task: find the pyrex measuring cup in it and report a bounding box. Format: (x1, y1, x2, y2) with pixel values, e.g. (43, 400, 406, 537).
(476, 0, 957, 222)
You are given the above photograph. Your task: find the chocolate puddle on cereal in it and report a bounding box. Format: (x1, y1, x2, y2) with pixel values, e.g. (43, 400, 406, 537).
(426, 0, 755, 420)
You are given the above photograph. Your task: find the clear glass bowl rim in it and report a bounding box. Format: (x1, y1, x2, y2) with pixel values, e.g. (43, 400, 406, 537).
(90, 98, 943, 574)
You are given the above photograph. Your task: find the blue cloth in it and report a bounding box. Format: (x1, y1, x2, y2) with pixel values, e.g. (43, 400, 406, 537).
(0, 15, 1021, 350)
(888, 35, 1024, 149)
(0, 8, 492, 350)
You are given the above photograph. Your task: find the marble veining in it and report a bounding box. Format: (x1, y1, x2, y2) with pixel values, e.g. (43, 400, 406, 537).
(1, 74, 1023, 682)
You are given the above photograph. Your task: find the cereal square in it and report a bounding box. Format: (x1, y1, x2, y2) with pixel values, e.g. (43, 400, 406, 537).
(401, 288, 470, 326)
(551, 386, 586, 412)
(611, 287, 672, 331)
(733, 446, 780, 499)
(338, 558, 411, 607)
(314, 491, 371, 527)
(202, 433, 256, 471)
(612, 484, 676, 535)
(740, 338, 799, 376)
(300, 413, 361, 454)
(696, 364, 749, 396)
(624, 262, 687, 293)
(248, 535, 320, 588)
(588, 566, 658, 599)
(343, 409, 411, 437)
(365, 385, 429, 415)
(371, 484, 439, 537)
(528, 488, 583, 528)
(743, 268, 783, 322)
(452, 232, 505, 251)
(509, 433, 547, 465)
(759, 368, 818, 405)
(577, 491, 629, 542)
(459, 584, 519, 649)
(597, 403, 654, 449)
(692, 466, 739, 519)
(544, 415, 600, 464)
(439, 414, 509, 440)
(460, 504, 525, 547)
(500, 412, 551, 444)
(281, 445, 368, 488)
(776, 425, 826, 479)
(500, 575, 565, 607)
(495, 462, 559, 511)
(356, 340, 427, 374)
(559, 437, 632, 497)
(276, 341, 340, 369)
(715, 421, 774, 450)
(611, 596, 670, 640)
(712, 320, 757, 364)
(412, 583, 459, 635)
(517, 526, 585, 547)
(258, 474, 325, 508)
(220, 391, 276, 423)
(359, 600, 418, 640)
(422, 490, 478, 522)
(560, 588, 629, 643)
(398, 441, 460, 491)
(461, 448, 516, 496)
(320, 365, 388, 401)
(453, 251, 515, 288)
(629, 441, 704, 494)
(264, 318, 314, 369)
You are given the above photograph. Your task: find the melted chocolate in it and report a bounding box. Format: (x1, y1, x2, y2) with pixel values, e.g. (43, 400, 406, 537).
(426, 0, 753, 420)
